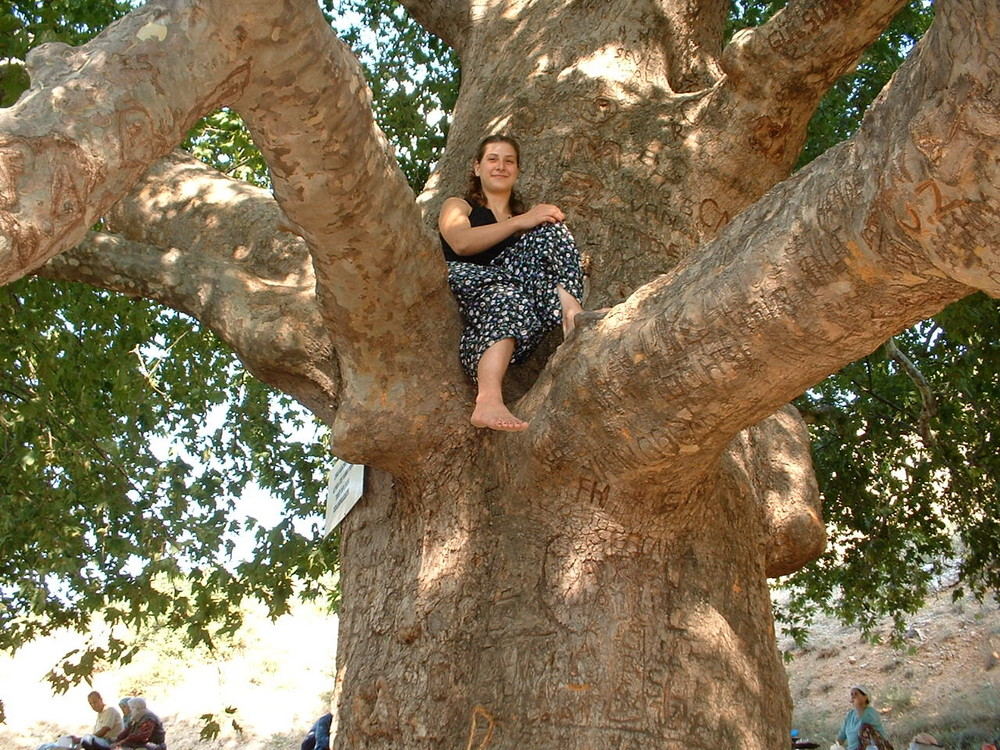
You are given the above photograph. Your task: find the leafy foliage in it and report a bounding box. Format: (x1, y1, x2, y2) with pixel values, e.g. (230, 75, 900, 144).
(781, 294, 1000, 644)
(183, 110, 271, 188)
(199, 706, 242, 741)
(0, 277, 338, 690)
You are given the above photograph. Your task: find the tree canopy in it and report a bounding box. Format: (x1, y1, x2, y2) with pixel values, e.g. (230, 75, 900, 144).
(1, 0, 997, 692)
(0, 0, 451, 690)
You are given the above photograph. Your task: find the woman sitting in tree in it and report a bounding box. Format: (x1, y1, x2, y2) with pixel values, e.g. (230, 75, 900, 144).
(438, 134, 586, 432)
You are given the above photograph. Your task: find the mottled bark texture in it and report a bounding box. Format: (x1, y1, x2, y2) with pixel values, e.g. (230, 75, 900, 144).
(3, 0, 999, 747)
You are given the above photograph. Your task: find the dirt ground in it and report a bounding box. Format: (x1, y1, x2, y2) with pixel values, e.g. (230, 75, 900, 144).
(1, 589, 997, 750)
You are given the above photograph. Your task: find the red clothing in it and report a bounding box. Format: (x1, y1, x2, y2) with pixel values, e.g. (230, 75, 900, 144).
(114, 713, 165, 750)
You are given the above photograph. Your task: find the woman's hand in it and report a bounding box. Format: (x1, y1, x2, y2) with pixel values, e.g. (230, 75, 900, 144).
(519, 203, 565, 229)
(439, 198, 566, 257)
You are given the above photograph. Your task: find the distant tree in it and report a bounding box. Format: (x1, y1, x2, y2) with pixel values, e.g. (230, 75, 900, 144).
(2, 0, 999, 747)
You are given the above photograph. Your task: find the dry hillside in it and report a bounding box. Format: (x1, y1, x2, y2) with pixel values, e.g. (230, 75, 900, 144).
(782, 589, 1000, 749)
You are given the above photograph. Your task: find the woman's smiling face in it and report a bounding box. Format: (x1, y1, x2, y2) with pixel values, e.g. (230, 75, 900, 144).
(474, 141, 520, 192)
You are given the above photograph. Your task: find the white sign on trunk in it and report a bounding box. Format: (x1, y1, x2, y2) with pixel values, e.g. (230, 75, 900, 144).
(323, 461, 365, 536)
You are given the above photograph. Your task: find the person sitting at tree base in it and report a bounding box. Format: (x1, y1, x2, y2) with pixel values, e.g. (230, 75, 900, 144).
(37, 691, 123, 750)
(836, 686, 893, 750)
(300, 712, 333, 750)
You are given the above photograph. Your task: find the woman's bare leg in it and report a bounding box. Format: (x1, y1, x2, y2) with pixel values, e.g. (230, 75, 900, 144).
(471, 338, 529, 432)
(557, 284, 585, 337)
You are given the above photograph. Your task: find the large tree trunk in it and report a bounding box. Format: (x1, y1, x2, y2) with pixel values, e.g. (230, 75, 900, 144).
(329, 3, 899, 747)
(3, 0, 999, 748)
(336, 405, 819, 749)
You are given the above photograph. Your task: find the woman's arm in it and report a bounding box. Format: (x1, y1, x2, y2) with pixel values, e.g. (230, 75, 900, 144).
(112, 718, 155, 747)
(438, 198, 565, 256)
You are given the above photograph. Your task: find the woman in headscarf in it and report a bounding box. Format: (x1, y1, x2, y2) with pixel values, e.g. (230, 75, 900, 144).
(111, 698, 166, 750)
(837, 686, 893, 750)
(117, 698, 133, 731)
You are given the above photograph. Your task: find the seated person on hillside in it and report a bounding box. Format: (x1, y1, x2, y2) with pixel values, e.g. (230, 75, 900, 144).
(300, 713, 333, 750)
(117, 698, 133, 731)
(110, 698, 166, 750)
(836, 686, 892, 750)
(37, 691, 124, 750)
(80, 691, 126, 750)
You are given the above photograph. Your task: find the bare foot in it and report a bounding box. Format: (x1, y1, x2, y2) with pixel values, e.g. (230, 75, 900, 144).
(470, 402, 529, 432)
(566, 307, 612, 337)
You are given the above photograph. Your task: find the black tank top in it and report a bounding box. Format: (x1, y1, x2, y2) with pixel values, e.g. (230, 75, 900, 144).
(441, 203, 519, 265)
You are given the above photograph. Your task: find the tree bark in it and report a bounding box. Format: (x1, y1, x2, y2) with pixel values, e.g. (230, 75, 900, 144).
(338, 0, 1000, 746)
(3, 0, 999, 747)
(38, 152, 343, 425)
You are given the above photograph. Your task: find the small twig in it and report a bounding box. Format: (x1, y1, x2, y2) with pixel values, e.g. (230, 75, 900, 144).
(885, 337, 938, 446)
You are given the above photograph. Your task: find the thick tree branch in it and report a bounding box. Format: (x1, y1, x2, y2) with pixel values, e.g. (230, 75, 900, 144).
(0, 0, 256, 285)
(36, 151, 342, 427)
(722, 0, 908, 99)
(727, 405, 826, 578)
(399, 0, 471, 56)
(40, 232, 341, 426)
(525, 0, 999, 490)
(230, 0, 468, 467)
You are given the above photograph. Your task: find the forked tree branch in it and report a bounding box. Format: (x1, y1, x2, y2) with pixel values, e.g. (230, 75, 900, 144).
(230, 0, 467, 466)
(702, 0, 908, 186)
(39, 229, 343, 426)
(525, 0, 999, 491)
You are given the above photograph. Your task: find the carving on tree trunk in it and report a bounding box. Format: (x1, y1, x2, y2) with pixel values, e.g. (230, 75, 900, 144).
(2, 0, 999, 747)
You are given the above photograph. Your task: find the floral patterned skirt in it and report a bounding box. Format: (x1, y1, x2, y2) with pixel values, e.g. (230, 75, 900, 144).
(446, 222, 584, 380)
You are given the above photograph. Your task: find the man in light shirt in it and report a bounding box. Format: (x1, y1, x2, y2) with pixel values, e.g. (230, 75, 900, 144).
(79, 691, 125, 750)
(36, 691, 123, 750)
